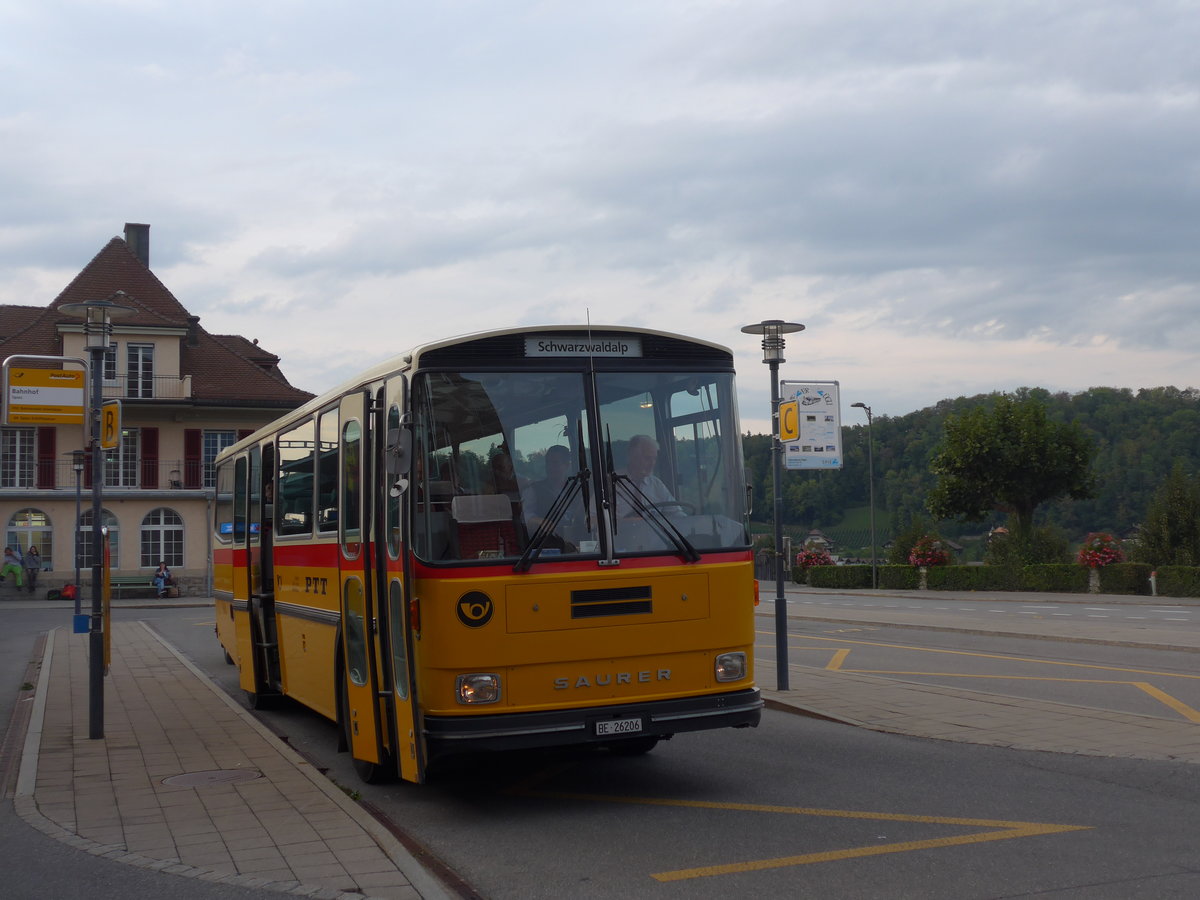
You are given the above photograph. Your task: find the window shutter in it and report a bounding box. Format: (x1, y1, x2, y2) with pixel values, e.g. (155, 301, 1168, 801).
(184, 429, 202, 488)
(36, 427, 56, 489)
(141, 427, 159, 488)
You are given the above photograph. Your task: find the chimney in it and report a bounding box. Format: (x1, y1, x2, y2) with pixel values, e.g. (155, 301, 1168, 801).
(186, 315, 200, 347)
(124, 223, 151, 266)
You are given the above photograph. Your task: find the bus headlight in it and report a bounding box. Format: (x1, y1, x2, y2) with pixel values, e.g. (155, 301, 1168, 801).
(456, 673, 501, 704)
(714, 652, 747, 682)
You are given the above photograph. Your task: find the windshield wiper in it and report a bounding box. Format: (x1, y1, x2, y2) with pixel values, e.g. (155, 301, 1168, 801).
(610, 474, 700, 563)
(513, 471, 586, 573)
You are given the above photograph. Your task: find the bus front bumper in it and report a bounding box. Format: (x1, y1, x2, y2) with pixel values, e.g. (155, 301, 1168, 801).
(423, 687, 762, 758)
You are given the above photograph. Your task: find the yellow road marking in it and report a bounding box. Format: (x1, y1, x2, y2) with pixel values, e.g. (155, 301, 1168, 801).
(756, 629, 1200, 680)
(826, 648, 850, 671)
(512, 788, 1088, 882)
(1133, 682, 1200, 723)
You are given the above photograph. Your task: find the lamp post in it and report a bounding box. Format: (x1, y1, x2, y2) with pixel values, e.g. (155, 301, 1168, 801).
(851, 402, 877, 589)
(67, 449, 86, 615)
(741, 319, 805, 691)
(60, 291, 135, 739)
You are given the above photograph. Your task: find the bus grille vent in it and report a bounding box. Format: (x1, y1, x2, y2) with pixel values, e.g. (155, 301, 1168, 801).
(570, 586, 652, 618)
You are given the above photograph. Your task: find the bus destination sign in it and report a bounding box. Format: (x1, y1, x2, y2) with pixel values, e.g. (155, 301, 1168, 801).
(525, 336, 642, 358)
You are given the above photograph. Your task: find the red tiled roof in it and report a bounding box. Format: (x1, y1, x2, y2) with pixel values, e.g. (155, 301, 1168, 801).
(0, 233, 313, 408)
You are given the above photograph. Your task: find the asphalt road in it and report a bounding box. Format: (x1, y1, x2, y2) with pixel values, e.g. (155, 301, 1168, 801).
(140, 604, 1200, 900)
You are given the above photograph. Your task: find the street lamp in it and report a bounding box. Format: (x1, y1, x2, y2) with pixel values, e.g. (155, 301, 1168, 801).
(741, 319, 805, 692)
(59, 291, 135, 739)
(850, 402, 877, 589)
(65, 449, 86, 615)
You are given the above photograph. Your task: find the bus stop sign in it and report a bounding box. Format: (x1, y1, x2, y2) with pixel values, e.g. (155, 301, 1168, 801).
(778, 399, 799, 442)
(101, 400, 122, 449)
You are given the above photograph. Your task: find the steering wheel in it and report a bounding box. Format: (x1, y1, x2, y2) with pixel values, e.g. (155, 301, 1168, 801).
(657, 501, 696, 516)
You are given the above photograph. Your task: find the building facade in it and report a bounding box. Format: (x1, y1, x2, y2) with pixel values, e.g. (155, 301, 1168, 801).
(0, 224, 313, 595)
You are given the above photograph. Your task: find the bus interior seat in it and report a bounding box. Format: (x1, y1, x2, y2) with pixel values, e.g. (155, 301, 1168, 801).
(451, 494, 519, 558)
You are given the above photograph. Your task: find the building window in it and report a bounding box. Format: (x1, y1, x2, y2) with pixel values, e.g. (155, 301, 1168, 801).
(203, 430, 237, 488)
(6, 508, 53, 571)
(104, 429, 140, 487)
(127, 343, 154, 398)
(103, 342, 117, 382)
(141, 508, 183, 567)
(1, 427, 35, 488)
(79, 508, 119, 569)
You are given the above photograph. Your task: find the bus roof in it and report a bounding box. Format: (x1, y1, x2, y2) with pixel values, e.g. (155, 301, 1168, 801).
(215, 323, 734, 462)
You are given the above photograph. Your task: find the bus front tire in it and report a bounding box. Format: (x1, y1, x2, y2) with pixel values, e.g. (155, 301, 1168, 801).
(245, 690, 280, 710)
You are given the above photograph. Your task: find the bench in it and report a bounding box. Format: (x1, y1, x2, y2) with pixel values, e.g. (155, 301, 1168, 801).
(108, 575, 160, 599)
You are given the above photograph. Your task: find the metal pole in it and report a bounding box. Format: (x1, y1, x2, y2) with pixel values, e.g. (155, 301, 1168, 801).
(866, 412, 877, 588)
(74, 456, 83, 615)
(852, 403, 878, 589)
(769, 360, 789, 691)
(60, 292, 133, 741)
(742, 320, 803, 692)
(88, 340, 105, 739)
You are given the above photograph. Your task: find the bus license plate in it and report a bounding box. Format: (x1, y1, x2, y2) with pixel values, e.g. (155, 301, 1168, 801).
(596, 717, 642, 736)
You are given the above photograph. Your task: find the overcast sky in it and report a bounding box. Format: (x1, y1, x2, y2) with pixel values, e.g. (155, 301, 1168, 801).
(3, 0, 1197, 427)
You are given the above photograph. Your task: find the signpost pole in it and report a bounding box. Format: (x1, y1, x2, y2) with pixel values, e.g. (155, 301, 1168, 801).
(59, 293, 135, 740)
(741, 320, 805, 692)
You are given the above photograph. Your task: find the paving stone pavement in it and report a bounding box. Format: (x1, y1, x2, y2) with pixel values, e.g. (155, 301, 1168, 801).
(14, 620, 451, 900)
(757, 585, 1200, 764)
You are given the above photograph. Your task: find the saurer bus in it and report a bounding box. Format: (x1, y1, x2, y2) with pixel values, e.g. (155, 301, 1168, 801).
(212, 325, 761, 783)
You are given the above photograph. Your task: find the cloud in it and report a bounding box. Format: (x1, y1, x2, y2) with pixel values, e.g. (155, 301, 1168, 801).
(0, 1, 1196, 418)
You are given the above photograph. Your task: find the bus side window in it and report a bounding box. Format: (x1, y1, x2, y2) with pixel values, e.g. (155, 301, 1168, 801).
(316, 407, 339, 531)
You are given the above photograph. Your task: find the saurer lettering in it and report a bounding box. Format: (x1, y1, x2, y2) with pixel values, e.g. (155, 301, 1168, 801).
(553, 669, 671, 689)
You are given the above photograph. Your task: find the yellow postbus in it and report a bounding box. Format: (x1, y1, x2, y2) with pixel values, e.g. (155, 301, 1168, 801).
(213, 325, 761, 783)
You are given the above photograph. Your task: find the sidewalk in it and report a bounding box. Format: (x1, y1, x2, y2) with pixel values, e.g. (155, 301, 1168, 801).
(14, 619, 452, 900)
(757, 585, 1200, 764)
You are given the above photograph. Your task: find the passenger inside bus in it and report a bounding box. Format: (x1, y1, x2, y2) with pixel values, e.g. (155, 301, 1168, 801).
(521, 445, 584, 550)
(488, 451, 528, 501)
(615, 434, 678, 518)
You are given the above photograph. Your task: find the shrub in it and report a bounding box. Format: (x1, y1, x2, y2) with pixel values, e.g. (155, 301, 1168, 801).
(1020, 564, 1089, 593)
(808, 565, 873, 589)
(924, 565, 1020, 591)
(879, 565, 920, 590)
(1095, 563, 1153, 595)
(1155, 566, 1200, 597)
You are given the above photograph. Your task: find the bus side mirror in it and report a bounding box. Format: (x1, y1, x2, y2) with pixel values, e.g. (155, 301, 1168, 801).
(386, 427, 413, 475)
(745, 483, 754, 518)
(386, 427, 413, 497)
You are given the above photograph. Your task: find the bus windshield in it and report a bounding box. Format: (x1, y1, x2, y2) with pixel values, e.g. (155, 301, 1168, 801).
(411, 368, 748, 564)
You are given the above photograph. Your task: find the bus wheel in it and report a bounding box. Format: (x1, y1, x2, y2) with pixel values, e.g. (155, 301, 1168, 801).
(340, 677, 389, 785)
(606, 736, 660, 756)
(223, 649, 235, 665)
(245, 690, 280, 710)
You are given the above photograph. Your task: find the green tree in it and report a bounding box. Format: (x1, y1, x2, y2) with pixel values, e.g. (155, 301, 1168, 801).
(1133, 462, 1200, 566)
(926, 394, 1095, 558)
